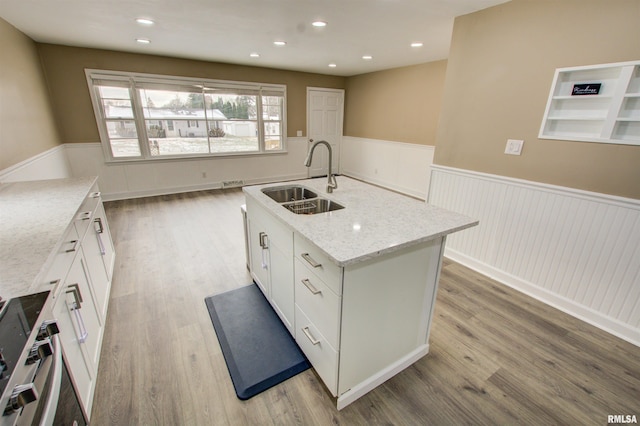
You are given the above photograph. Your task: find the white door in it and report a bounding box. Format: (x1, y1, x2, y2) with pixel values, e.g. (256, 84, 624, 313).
(306, 88, 344, 178)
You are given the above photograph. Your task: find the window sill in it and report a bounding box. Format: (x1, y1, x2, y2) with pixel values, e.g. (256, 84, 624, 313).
(104, 149, 289, 165)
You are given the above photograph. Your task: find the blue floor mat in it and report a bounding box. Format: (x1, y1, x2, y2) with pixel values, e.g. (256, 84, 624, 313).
(204, 283, 310, 400)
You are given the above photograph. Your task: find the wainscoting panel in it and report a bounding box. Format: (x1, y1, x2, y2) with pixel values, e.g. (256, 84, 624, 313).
(66, 138, 311, 200)
(429, 165, 640, 345)
(0, 145, 71, 182)
(341, 136, 434, 199)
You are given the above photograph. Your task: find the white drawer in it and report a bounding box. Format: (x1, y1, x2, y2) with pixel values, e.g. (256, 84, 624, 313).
(41, 225, 80, 297)
(294, 234, 342, 295)
(295, 306, 339, 396)
(73, 184, 100, 239)
(294, 258, 341, 348)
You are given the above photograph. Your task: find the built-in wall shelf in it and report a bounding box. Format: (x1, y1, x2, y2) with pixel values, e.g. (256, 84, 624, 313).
(539, 60, 640, 145)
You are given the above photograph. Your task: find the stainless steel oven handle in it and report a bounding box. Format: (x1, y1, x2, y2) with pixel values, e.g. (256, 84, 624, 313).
(40, 335, 63, 426)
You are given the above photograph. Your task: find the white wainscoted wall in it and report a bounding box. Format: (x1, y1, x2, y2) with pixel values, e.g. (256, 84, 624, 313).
(340, 136, 435, 200)
(0, 145, 72, 182)
(4, 136, 638, 346)
(428, 164, 640, 346)
(1, 138, 310, 201)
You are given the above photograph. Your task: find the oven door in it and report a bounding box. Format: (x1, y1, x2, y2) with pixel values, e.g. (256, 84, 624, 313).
(25, 335, 88, 426)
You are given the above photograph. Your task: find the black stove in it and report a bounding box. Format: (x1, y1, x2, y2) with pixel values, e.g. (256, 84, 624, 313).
(0, 292, 50, 397)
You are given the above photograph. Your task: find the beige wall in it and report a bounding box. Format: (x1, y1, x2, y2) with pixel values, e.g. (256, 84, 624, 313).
(435, 0, 640, 199)
(344, 61, 447, 146)
(36, 44, 346, 143)
(0, 19, 61, 170)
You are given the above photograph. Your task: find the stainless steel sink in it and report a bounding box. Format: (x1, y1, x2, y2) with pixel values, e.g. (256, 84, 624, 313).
(283, 198, 345, 215)
(262, 185, 318, 203)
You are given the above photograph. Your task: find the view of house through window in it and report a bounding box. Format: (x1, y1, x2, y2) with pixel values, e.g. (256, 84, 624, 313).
(87, 70, 286, 161)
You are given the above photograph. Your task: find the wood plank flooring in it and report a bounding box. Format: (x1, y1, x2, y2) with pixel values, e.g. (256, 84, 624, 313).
(91, 188, 640, 425)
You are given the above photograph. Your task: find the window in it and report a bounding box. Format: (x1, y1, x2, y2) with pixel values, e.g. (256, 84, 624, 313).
(86, 70, 287, 161)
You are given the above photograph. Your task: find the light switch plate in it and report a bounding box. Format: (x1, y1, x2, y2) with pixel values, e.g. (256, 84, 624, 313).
(505, 139, 524, 155)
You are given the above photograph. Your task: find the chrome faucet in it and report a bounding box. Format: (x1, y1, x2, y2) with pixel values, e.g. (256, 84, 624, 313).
(304, 140, 337, 193)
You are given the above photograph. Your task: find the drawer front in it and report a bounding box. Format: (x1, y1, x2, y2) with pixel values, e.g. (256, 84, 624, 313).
(294, 258, 341, 348)
(295, 306, 338, 396)
(73, 184, 101, 239)
(294, 234, 342, 295)
(41, 225, 80, 295)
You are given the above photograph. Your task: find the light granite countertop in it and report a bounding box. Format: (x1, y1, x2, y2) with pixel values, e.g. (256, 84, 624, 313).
(243, 176, 478, 267)
(0, 177, 97, 299)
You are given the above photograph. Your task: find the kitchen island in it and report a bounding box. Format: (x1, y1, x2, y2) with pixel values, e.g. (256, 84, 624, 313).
(243, 176, 478, 409)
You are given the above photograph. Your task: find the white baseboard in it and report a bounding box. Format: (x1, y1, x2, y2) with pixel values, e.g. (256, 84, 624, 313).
(430, 165, 640, 347)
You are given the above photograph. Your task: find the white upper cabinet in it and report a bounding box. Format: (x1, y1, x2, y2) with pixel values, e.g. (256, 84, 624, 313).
(539, 60, 640, 145)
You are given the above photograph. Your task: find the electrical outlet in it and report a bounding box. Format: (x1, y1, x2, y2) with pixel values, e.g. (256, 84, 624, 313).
(505, 139, 524, 155)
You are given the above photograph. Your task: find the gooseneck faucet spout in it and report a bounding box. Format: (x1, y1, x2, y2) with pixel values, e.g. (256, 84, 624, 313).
(304, 140, 337, 193)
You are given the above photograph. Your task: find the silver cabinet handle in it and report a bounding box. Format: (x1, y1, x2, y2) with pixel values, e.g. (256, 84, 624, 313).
(65, 240, 79, 253)
(302, 326, 320, 345)
(301, 253, 321, 268)
(94, 218, 106, 255)
(94, 217, 104, 234)
(66, 283, 83, 307)
(78, 211, 92, 221)
(90, 191, 101, 198)
(301, 278, 321, 295)
(72, 307, 88, 344)
(259, 232, 269, 249)
(66, 284, 88, 343)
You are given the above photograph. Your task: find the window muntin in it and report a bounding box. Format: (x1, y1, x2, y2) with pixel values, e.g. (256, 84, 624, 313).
(87, 70, 286, 161)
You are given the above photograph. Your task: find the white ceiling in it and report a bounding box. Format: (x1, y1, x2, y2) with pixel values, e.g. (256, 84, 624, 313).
(0, 0, 510, 77)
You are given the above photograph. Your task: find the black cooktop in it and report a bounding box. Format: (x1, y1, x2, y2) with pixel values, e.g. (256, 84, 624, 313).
(0, 292, 50, 396)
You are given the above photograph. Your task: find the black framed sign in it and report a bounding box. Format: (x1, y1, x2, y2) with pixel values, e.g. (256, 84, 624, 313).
(571, 83, 602, 96)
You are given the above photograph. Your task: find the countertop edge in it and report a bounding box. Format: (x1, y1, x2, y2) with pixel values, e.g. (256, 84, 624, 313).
(244, 177, 479, 267)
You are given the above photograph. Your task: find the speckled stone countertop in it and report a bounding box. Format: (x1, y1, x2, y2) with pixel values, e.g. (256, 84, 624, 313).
(0, 177, 97, 299)
(243, 176, 478, 267)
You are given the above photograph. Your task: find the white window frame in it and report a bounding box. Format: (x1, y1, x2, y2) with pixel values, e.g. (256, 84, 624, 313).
(85, 69, 287, 162)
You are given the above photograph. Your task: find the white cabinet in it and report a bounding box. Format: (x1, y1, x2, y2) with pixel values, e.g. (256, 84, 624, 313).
(39, 182, 114, 420)
(246, 198, 294, 333)
(539, 60, 640, 145)
(293, 233, 445, 409)
(76, 199, 114, 321)
(51, 251, 101, 415)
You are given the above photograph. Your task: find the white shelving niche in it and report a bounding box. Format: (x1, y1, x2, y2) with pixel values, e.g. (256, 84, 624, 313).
(539, 60, 640, 145)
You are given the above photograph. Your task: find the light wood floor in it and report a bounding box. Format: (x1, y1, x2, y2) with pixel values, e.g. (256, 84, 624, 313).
(91, 188, 640, 425)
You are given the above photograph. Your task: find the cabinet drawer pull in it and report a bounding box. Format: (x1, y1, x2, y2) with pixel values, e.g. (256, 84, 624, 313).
(65, 240, 80, 253)
(94, 218, 106, 255)
(301, 253, 321, 268)
(301, 279, 322, 295)
(65, 283, 83, 308)
(302, 326, 320, 345)
(259, 232, 269, 249)
(72, 306, 89, 344)
(78, 211, 92, 221)
(90, 191, 101, 199)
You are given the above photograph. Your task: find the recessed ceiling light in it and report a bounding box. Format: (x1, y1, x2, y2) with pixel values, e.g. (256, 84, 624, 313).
(273, 41, 287, 46)
(328, 63, 337, 68)
(250, 52, 260, 58)
(411, 42, 423, 48)
(136, 38, 151, 44)
(136, 18, 154, 25)
(362, 55, 373, 60)
(312, 21, 327, 27)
